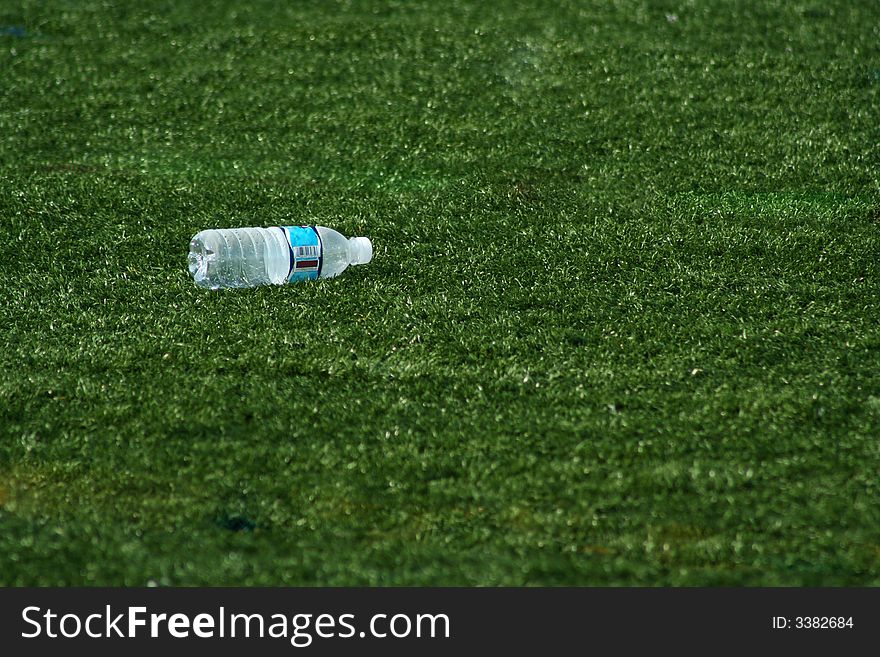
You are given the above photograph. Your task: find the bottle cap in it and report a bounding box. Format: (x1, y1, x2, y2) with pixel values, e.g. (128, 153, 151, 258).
(350, 237, 373, 265)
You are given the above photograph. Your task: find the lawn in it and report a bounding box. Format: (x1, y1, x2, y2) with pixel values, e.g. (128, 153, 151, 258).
(1, 0, 878, 585)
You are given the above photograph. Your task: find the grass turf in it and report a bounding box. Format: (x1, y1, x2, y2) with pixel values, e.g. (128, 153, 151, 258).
(1, 0, 879, 586)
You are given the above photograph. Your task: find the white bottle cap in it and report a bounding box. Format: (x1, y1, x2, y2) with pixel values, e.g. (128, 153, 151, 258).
(349, 237, 373, 265)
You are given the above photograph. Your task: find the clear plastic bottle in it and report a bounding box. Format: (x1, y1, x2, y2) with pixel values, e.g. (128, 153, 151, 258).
(188, 226, 372, 290)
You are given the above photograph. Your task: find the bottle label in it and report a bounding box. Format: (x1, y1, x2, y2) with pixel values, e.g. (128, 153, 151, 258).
(281, 226, 323, 282)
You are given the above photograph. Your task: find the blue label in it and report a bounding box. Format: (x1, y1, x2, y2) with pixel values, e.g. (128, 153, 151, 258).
(281, 226, 323, 282)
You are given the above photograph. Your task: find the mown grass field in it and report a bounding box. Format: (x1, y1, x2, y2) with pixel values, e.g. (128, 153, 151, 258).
(1, 0, 879, 585)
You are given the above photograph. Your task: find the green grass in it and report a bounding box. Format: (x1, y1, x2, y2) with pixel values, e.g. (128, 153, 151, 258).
(1, 0, 879, 586)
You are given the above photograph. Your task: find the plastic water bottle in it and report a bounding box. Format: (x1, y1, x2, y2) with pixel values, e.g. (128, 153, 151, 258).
(188, 225, 373, 289)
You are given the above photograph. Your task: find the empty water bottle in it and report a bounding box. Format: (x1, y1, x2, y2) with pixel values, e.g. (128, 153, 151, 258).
(188, 225, 373, 289)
